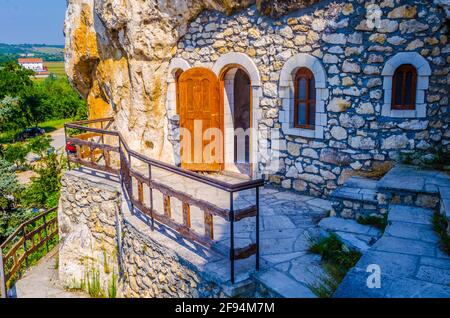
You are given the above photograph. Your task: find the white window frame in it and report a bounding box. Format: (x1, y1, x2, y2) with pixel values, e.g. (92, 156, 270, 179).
(381, 52, 431, 118)
(279, 53, 328, 139)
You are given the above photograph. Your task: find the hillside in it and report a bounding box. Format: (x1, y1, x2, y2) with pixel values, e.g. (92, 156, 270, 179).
(0, 43, 64, 62)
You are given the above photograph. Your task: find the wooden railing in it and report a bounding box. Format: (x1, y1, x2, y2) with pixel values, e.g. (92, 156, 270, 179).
(64, 118, 264, 284)
(0, 207, 58, 298)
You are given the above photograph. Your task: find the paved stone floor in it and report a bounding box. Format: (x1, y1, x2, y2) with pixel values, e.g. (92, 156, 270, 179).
(335, 205, 450, 298)
(125, 166, 333, 297)
(10, 247, 87, 298)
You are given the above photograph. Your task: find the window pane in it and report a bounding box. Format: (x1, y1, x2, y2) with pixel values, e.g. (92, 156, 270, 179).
(298, 78, 307, 100)
(310, 79, 316, 100)
(309, 102, 316, 127)
(394, 72, 403, 106)
(297, 102, 306, 126)
(404, 71, 413, 106)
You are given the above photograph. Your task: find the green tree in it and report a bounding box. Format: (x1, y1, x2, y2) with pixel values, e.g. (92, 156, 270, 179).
(0, 159, 21, 213)
(3, 142, 30, 169)
(19, 84, 51, 127)
(0, 96, 25, 132)
(39, 77, 87, 119)
(28, 135, 52, 159)
(0, 61, 34, 99)
(21, 152, 63, 209)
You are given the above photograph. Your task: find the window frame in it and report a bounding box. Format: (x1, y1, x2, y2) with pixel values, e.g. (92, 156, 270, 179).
(391, 64, 417, 111)
(293, 67, 316, 130)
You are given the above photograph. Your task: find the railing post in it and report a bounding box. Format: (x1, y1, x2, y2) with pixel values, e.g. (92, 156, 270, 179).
(256, 186, 260, 271)
(148, 164, 155, 231)
(22, 226, 28, 269)
(229, 192, 235, 284)
(64, 125, 71, 170)
(43, 214, 49, 253)
(0, 248, 6, 298)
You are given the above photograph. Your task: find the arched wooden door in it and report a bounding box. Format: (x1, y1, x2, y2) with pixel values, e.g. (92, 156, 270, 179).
(178, 67, 223, 171)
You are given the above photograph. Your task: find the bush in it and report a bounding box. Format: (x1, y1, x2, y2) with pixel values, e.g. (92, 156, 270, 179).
(28, 135, 52, 159)
(20, 152, 63, 209)
(357, 214, 388, 232)
(308, 234, 362, 298)
(0, 159, 22, 213)
(433, 212, 450, 255)
(2, 142, 30, 169)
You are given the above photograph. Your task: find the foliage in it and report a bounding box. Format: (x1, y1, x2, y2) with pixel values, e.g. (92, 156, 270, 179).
(0, 61, 34, 99)
(2, 142, 30, 169)
(433, 212, 450, 255)
(0, 43, 64, 62)
(0, 159, 22, 214)
(108, 271, 118, 299)
(20, 152, 64, 209)
(357, 214, 388, 232)
(400, 149, 450, 171)
(308, 234, 362, 297)
(38, 77, 87, 119)
(0, 62, 87, 134)
(0, 96, 25, 132)
(28, 135, 52, 159)
(85, 269, 104, 298)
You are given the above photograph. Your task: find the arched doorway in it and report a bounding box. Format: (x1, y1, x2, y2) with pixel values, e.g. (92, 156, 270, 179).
(221, 67, 251, 176)
(178, 67, 223, 172)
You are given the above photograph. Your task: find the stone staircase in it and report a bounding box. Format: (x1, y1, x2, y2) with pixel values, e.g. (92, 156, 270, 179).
(326, 165, 450, 298)
(330, 176, 381, 219)
(334, 204, 450, 298)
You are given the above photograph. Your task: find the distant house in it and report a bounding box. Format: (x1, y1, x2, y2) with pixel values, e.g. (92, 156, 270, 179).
(18, 58, 49, 77)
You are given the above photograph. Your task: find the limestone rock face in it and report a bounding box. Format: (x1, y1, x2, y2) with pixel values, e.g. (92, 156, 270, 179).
(64, 0, 321, 162)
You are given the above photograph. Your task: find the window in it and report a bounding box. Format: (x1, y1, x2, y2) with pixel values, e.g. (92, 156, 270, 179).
(392, 64, 417, 110)
(294, 68, 316, 129)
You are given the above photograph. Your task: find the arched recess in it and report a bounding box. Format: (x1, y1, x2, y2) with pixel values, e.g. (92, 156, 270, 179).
(381, 52, 431, 118)
(167, 58, 191, 118)
(165, 58, 191, 166)
(279, 53, 328, 139)
(212, 52, 262, 178)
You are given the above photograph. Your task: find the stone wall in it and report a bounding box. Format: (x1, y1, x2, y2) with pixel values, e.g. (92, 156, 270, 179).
(172, 0, 449, 197)
(58, 170, 121, 294)
(58, 170, 251, 297)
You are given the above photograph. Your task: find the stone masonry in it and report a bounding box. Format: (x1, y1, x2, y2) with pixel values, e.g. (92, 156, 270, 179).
(172, 0, 449, 197)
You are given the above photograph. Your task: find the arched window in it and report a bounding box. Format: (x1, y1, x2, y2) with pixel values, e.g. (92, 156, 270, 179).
(392, 64, 417, 110)
(294, 68, 316, 129)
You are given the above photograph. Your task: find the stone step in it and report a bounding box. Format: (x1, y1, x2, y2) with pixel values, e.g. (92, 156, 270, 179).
(388, 205, 434, 226)
(253, 269, 316, 298)
(345, 176, 378, 190)
(331, 186, 378, 204)
(318, 217, 381, 252)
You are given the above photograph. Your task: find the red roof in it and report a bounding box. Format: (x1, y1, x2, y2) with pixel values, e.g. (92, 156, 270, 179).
(18, 58, 43, 64)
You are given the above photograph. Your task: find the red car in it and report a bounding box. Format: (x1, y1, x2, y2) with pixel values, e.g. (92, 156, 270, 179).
(65, 142, 77, 154)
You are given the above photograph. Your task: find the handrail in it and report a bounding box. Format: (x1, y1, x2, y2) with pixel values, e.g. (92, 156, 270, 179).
(0, 207, 58, 298)
(64, 117, 263, 284)
(118, 133, 264, 193)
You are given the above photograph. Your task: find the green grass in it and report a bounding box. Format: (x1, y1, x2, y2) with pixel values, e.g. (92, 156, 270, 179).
(45, 61, 66, 78)
(308, 234, 362, 298)
(38, 118, 70, 133)
(357, 214, 388, 232)
(32, 61, 65, 82)
(433, 212, 450, 255)
(0, 118, 71, 144)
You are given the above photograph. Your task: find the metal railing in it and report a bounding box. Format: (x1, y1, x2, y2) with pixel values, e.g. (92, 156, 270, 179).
(0, 207, 58, 298)
(64, 118, 264, 283)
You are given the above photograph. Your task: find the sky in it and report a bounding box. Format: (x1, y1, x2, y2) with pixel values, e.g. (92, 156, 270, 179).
(0, 0, 67, 45)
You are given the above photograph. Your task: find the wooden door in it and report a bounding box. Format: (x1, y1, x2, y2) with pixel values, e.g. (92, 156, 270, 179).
(178, 67, 223, 171)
